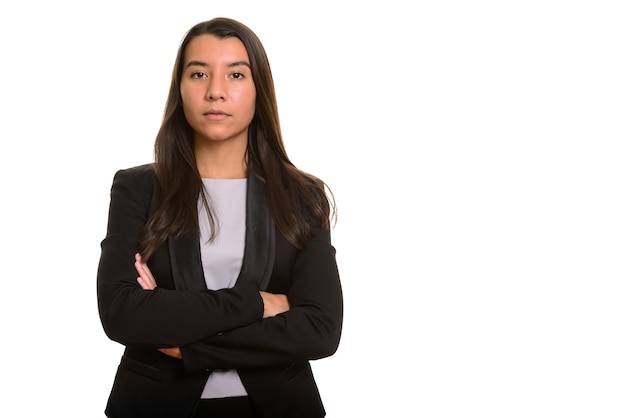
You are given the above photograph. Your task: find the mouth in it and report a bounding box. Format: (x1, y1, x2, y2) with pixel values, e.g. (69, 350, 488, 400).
(203, 110, 230, 120)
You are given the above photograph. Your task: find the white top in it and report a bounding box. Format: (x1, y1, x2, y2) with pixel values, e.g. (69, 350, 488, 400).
(198, 178, 248, 399)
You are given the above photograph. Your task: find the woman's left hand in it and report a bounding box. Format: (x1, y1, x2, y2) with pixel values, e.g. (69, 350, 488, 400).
(135, 253, 157, 290)
(158, 347, 182, 359)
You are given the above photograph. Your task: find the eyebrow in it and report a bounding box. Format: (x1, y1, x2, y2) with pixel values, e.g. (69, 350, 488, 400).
(185, 60, 251, 69)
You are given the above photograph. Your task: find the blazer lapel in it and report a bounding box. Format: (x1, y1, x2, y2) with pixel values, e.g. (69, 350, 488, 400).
(168, 230, 206, 291)
(236, 164, 276, 290)
(167, 162, 276, 292)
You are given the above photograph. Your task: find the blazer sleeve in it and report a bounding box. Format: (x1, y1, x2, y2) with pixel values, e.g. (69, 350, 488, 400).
(180, 228, 343, 372)
(97, 167, 264, 347)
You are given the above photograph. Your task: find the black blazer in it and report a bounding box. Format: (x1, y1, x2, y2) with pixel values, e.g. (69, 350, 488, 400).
(97, 164, 343, 418)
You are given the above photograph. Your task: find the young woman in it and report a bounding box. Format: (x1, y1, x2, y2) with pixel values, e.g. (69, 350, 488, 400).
(97, 17, 343, 418)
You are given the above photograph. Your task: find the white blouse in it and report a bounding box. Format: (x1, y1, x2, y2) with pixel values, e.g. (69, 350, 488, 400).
(198, 178, 248, 399)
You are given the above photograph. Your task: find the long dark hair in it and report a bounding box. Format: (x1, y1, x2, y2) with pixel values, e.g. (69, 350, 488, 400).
(138, 17, 335, 260)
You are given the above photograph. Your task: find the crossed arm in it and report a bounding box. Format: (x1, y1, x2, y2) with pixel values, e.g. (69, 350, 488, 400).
(134, 253, 290, 359)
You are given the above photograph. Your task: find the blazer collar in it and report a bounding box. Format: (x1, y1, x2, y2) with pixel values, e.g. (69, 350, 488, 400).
(167, 163, 276, 291)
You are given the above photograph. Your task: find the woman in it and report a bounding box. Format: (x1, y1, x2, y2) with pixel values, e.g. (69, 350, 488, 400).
(97, 17, 343, 418)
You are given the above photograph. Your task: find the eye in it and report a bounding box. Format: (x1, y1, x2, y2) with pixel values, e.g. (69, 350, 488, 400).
(191, 71, 207, 79)
(231, 72, 245, 80)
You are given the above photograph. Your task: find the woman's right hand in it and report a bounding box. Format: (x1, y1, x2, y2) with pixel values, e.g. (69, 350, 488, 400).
(135, 253, 157, 290)
(260, 291, 290, 318)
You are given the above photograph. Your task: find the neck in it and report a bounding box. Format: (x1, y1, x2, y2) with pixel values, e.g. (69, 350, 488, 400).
(195, 138, 248, 179)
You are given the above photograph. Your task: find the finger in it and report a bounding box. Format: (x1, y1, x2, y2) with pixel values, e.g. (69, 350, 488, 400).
(137, 276, 152, 290)
(134, 258, 152, 281)
(141, 262, 156, 283)
(136, 264, 156, 289)
(134, 260, 150, 280)
(134, 254, 157, 289)
(137, 274, 156, 290)
(135, 254, 156, 282)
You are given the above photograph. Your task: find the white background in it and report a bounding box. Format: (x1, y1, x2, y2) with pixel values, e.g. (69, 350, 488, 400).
(0, 1, 625, 417)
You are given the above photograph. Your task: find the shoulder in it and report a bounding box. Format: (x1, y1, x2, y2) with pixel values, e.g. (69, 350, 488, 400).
(113, 163, 155, 187)
(109, 164, 157, 208)
(116, 163, 155, 179)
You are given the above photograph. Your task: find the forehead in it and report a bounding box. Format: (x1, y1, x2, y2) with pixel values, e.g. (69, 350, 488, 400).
(184, 34, 249, 64)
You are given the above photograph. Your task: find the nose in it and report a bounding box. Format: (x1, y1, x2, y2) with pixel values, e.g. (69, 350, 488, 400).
(206, 76, 225, 101)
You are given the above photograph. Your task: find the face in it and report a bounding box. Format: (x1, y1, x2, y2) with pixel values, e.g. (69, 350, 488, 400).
(180, 35, 256, 146)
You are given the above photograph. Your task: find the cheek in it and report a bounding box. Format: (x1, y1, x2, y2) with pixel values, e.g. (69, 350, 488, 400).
(179, 88, 189, 111)
(179, 83, 188, 102)
(233, 83, 256, 107)
(180, 88, 199, 120)
(248, 96, 257, 117)
(245, 91, 257, 118)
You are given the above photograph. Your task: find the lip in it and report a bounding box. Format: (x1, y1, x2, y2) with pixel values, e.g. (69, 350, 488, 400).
(203, 109, 230, 121)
